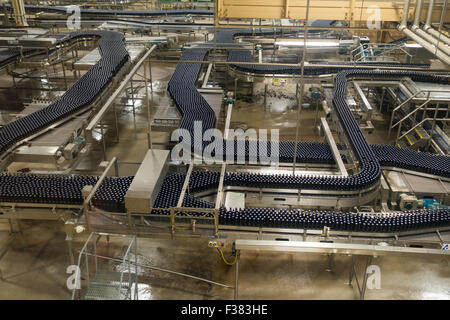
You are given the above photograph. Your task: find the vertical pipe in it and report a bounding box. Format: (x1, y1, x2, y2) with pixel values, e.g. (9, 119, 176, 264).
(434, 0, 448, 56)
(148, 59, 153, 93)
(437, 0, 448, 33)
(423, 0, 450, 45)
(213, 0, 217, 87)
(144, 60, 152, 149)
(101, 122, 106, 161)
(413, 0, 424, 28)
(293, 0, 310, 174)
(425, 0, 435, 27)
(114, 102, 119, 143)
(234, 250, 239, 300)
(134, 237, 138, 300)
(400, 0, 411, 28)
(61, 59, 68, 90)
(264, 83, 268, 109)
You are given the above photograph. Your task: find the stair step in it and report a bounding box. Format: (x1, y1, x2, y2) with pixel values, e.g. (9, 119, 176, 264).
(83, 270, 137, 300)
(90, 270, 137, 285)
(415, 127, 430, 140)
(397, 140, 408, 149)
(403, 132, 417, 146)
(84, 283, 130, 300)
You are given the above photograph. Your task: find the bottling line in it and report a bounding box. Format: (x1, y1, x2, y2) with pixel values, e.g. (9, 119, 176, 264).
(0, 0, 449, 300)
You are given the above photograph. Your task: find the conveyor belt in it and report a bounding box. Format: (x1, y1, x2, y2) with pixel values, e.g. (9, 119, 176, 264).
(151, 170, 450, 233)
(0, 30, 132, 212)
(0, 21, 448, 232)
(0, 31, 128, 154)
(154, 28, 450, 232)
(6, 5, 213, 17)
(167, 29, 448, 192)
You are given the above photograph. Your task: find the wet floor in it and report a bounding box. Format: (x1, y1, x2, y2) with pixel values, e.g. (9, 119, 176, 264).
(0, 220, 449, 299)
(0, 40, 448, 300)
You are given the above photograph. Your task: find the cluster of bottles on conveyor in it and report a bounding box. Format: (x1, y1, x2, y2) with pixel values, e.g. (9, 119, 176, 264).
(0, 27, 449, 234)
(149, 205, 450, 233)
(149, 171, 450, 233)
(0, 174, 133, 213)
(0, 31, 129, 155)
(218, 208, 450, 232)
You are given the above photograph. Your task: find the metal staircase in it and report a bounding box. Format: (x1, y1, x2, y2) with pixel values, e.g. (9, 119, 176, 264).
(352, 43, 412, 62)
(84, 270, 137, 300)
(72, 232, 138, 300)
(397, 127, 430, 149)
(388, 87, 450, 150)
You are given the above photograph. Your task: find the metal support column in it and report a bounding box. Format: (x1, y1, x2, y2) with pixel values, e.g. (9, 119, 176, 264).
(144, 60, 152, 149)
(292, 0, 310, 173)
(234, 250, 240, 300)
(11, 0, 28, 26)
(114, 102, 119, 143)
(320, 117, 348, 176)
(264, 83, 268, 110)
(130, 77, 137, 133)
(101, 121, 107, 161)
(61, 59, 68, 90)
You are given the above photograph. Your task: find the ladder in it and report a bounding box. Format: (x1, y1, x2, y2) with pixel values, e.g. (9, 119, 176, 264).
(71, 232, 139, 300)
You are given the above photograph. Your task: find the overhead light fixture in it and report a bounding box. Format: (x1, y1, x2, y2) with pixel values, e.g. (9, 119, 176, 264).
(275, 41, 340, 47)
(404, 43, 423, 48)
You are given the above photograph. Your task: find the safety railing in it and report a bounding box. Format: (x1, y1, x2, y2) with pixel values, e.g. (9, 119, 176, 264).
(397, 118, 450, 145)
(169, 207, 219, 238)
(352, 43, 412, 62)
(71, 232, 95, 300)
(71, 232, 138, 300)
(118, 235, 138, 300)
(388, 89, 450, 139)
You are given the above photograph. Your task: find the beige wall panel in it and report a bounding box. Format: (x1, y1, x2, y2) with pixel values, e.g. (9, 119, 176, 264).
(218, 0, 450, 23)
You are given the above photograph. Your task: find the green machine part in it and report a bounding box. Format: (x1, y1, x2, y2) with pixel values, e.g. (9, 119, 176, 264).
(311, 88, 321, 101)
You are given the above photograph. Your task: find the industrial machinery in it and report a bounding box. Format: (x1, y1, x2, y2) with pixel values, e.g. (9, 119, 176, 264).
(0, 0, 449, 300)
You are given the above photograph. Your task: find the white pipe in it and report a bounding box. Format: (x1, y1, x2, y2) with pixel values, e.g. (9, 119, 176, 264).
(423, 0, 450, 46)
(425, 0, 435, 26)
(400, 0, 411, 27)
(412, 27, 450, 55)
(399, 0, 450, 65)
(425, 28, 450, 45)
(401, 27, 450, 65)
(410, 0, 450, 56)
(413, 0, 424, 28)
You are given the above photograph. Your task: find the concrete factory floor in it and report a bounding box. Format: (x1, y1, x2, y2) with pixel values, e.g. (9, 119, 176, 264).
(0, 60, 449, 300)
(0, 221, 449, 300)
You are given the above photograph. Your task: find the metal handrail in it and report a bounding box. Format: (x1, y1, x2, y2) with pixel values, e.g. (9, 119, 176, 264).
(71, 233, 138, 300)
(396, 104, 449, 128)
(83, 157, 117, 230)
(71, 232, 95, 300)
(397, 118, 450, 143)
(351, 43, 400, 55)
(352, 43, 412, 62)
(392, 99, 432, 129)
(387, 89, 450, 137)
(118, 236, 136, 300)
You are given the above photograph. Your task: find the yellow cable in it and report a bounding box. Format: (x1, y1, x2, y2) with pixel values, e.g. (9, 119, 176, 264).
(217, 247, 238, 266)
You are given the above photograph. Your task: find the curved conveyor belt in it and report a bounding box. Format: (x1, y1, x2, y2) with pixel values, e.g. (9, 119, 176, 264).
(0, 30, 133, 212)
(160, 28, 450, 232)
(0, 22, 448, 233)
